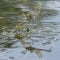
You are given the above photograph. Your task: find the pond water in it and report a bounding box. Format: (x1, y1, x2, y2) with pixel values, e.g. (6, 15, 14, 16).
(0, 0, 60, 60)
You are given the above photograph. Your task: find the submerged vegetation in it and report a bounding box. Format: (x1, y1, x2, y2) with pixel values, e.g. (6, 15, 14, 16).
(0, 0, 60, 59)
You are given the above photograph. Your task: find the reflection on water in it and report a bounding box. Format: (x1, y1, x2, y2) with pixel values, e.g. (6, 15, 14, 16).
(0, 0, 60, 60)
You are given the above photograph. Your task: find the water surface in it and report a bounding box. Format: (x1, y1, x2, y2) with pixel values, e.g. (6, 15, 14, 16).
(0, 0, 60, 60)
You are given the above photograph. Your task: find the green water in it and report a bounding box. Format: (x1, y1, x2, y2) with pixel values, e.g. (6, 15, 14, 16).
(0, 0, 60, 60)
